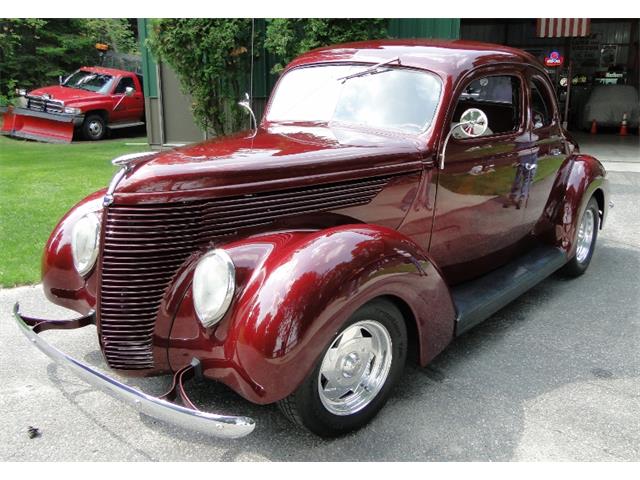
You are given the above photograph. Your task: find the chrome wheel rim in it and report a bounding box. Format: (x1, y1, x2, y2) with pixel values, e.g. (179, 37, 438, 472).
(318, 320, 393, 416)
(576, 209, 595, 263)
(88, 121, 103, 137)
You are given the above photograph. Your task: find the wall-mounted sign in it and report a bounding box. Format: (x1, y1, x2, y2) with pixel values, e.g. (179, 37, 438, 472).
(544, 51, 564, 67)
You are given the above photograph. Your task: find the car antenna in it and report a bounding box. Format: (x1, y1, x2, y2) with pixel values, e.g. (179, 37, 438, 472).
(239, 18, 258, 139)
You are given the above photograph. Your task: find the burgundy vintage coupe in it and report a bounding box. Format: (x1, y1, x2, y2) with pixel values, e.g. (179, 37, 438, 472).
(15, 40, 609, 438)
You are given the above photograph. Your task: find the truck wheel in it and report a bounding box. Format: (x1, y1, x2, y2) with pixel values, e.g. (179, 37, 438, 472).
(278, 299, 407, 437)
(561, 196, 600, 277)
(82, 114, 106, 141)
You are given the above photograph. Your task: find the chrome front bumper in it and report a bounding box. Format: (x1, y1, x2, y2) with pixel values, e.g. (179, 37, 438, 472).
(13, 303, 255, 439)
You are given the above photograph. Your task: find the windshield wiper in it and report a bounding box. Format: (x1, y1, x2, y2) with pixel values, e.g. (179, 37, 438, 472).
(337, 57, 402, 84)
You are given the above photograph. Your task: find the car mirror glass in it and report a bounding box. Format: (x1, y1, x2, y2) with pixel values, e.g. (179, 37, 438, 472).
(456, 108, 489, 138)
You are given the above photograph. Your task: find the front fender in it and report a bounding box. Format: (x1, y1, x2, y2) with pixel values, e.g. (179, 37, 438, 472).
(41, 189, 106, 314)
(539, 154, 608, 255)
(168, 225, 456, 404)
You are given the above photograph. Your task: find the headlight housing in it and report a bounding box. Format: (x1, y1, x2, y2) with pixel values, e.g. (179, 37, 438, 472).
(193, 249, 236, 328)
(71, 212, 101, 276)
(64, 106, 81, 115)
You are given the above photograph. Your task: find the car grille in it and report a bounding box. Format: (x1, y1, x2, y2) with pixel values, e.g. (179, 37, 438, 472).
(99, 175, 393, 370)
(26, 95, 64, 114)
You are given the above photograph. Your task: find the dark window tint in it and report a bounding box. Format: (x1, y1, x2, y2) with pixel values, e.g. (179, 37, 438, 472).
(530, 78, 553, 129)
(114, 77, 136, 94)
(453, 75, 521, 137)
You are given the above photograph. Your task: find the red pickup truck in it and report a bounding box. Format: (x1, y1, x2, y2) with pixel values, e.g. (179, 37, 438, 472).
(0, 66, 145, 143)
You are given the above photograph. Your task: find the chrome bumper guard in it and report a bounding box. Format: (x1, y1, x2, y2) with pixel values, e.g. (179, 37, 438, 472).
(13, 303, 256, 439)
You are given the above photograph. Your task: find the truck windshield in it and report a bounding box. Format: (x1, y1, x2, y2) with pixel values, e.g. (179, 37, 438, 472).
(266, 64, 442, 134)
(63, 70, 114, 94)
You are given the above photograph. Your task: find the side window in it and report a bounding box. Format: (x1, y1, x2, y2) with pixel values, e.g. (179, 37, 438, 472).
(530, 78, 554, 129)
(114, 77, 136, 94)
(453, 75, 521, 138)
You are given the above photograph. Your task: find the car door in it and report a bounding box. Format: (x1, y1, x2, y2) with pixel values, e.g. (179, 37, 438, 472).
(522, 70, 569, 233)
(429, 68, 534, 284)
(110, 76, 144, 123)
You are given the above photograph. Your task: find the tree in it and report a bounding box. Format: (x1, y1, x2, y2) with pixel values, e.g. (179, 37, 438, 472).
(83, 18, 139, 55)
(264, 19, 388, 73)
(0, 19, 139, 105)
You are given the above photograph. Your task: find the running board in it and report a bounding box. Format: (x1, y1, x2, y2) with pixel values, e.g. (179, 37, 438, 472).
(452, 245, 567, 336)
(108, 121, 145, 130)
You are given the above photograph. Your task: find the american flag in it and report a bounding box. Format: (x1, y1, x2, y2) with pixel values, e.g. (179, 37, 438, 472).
(536, 19, 591, 38)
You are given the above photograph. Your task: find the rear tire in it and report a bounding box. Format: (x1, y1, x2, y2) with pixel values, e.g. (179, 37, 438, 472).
(561, 196, 599, 277)
(278, 299, 407, 437)
(82, 114, 106, 141)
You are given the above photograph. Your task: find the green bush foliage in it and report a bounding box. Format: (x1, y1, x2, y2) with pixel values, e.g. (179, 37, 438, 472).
(264, 19, 387, 73)
(148, 19, 258, 136)
(148, 18, 387, 135)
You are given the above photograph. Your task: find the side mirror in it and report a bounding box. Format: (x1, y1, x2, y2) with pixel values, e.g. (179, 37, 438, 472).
(439, 108, 489, 169)
(125, 86, 135, 97)
(239, 92, 250, 106)
(456, 108, 489, 138)
(238, 92, 257, 138)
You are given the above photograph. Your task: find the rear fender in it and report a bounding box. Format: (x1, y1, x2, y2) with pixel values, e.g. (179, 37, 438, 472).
(538, 154, 608, 256)
(168, 225, 456, 404)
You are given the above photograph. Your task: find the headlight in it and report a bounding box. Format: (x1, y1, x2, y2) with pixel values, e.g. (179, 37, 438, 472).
(64, 106, 81, 115)
(193, 249, 236, 328)
(71, 212, 101, 276)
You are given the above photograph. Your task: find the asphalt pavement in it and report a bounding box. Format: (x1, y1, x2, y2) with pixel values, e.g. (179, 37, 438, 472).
(1, 134, 638, 461)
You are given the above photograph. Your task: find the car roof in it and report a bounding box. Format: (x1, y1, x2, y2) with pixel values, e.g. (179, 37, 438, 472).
(286, 39, 543, 79)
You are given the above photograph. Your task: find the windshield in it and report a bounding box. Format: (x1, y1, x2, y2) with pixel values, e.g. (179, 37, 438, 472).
(266, 64, 442, 134)
(63, 70, 114, 94)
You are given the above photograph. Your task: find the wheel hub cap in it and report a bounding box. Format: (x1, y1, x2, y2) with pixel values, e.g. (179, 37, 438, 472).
(89, 122, 102, 136)
(318, 320, 393, 416)
(341, 352, 362, 378)
(576, 209, 595, 263)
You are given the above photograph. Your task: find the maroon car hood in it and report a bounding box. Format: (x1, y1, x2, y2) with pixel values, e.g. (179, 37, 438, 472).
(115, 124, 429, 202)
(28, 85, 104, 104)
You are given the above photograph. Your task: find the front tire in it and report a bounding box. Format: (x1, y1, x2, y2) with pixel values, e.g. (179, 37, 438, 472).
(82, 114, 106, 141)
(561, 196, 600, 277)
(278, 299, 407, 437)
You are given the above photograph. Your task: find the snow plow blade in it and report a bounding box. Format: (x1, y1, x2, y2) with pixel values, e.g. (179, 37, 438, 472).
(1, 106, 81, 143)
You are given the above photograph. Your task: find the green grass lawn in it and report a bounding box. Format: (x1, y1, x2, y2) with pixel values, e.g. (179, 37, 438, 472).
(0, 135, 150, 287)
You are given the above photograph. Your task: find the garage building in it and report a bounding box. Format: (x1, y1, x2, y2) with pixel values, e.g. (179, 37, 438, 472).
(137, 18, 639, 147)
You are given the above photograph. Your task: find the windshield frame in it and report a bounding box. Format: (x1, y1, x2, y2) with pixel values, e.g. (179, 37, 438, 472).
(263, 62, 445, 137)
